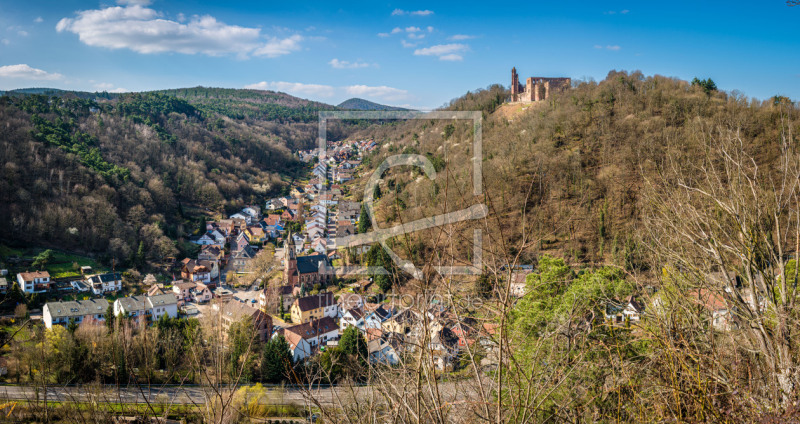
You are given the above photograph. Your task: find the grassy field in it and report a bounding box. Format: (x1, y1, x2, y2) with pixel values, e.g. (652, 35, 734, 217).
(0, 245, 110, 280)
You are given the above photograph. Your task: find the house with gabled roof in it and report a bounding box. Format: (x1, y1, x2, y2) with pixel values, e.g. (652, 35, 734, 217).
(87, 272, 122, 295)
(17, 271, 51, 294)
(113, 293, 178, 323)
(291, 291, 337, 324)
(219, 301, 272, 342)
(276, 317, 338, 361)
(43, 298, 109, 329)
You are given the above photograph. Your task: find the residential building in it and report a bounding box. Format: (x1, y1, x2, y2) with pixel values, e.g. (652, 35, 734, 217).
(339, 307, 365, 332)
(368, 338, 400, 366)
(181, 259, 211, 283)
(230, 245, 258, 273)
(276, 317, 338, 361)
(113, 293, 178, 322)
(86, 272, 122, 295)
(290, 291, 337, 324)
(219, 301, 272, 342)
(17, 271, 51, 294)
(43, 298, 110, 329)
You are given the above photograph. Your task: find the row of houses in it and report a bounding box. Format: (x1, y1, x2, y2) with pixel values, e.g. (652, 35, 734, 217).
(43, 292, 179, 329)
(16, 271, 122, 295)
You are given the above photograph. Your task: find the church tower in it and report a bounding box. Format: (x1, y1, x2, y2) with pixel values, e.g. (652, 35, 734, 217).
(284, 232, 297, 284)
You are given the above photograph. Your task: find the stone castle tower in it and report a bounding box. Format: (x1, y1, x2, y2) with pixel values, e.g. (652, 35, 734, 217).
(510, 67, 571, 103)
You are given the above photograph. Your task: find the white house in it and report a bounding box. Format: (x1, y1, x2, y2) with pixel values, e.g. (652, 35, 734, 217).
(368, 338, 400, 366)
(43, 298, 109, 329)
(114, 293, 178, 322)
(277, 317, 338, 361)
(339, 307, 365, 332)
(17, 271, 51, 294)
(192, 233, 217, 246)
(364, 305, 393, 329)
(230, 212, 252, 225)
(87, 273, 122, 295)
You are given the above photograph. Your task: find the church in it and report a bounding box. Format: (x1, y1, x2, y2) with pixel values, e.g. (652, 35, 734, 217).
(284, 233, 333, 287)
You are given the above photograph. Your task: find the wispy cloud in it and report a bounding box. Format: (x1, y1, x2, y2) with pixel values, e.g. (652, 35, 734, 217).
(34, 17, 43, 23)
(329, 58, 374, 69)
(414, 43, 469, 61)
(116, 0, 152, 5)
(391, 9, 434, 16)
(594, 44, 621, 51)
(94, 82, 128, 92)
(401, 39, 418, 48)
(56, 4, 303, 58)
(0, 64, 63, 80)
(253, 35, 303, 57)
(383, 26, 431, 40)
(243, 81, 411, 103)
(244, 81, 337, 98)
(17, 30, 28, 36)
(604, 9, 630, 15)
(1, 39, 9, 45)
(345, 85, 410, 102)
(448, 34, 474, 40)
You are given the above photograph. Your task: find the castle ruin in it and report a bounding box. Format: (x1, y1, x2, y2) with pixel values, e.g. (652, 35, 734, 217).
(510, 67, 571, 102)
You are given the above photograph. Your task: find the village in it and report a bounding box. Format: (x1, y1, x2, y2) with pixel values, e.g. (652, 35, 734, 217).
(0, 136, 509, 373)
(0, 129, 750, 379)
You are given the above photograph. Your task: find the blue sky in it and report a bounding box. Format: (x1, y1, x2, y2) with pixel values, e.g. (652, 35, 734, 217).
(0, 0, 798, 109)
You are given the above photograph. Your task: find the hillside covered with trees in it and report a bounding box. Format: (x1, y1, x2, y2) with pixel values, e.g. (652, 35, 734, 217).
(0, 89, 334, 265)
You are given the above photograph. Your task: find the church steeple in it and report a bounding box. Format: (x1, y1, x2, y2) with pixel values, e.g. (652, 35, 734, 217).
(284, 231, 298, 285)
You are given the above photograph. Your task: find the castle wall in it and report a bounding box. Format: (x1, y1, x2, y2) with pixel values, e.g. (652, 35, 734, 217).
(510, 70, 571, 103)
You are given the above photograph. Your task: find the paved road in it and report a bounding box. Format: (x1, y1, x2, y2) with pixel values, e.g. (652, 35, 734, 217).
(0, 380, 474, 407)
(0, 384, 326, 406)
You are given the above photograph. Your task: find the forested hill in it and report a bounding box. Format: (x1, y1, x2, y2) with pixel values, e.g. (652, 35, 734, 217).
(348, 72, 798, 273)
(0, 90, 326, 263)
(151, 87, 336, 122)
(337, 97, 411, 111)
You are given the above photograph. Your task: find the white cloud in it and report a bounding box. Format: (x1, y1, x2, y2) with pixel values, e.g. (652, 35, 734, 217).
(244, 81, 336, 98)
(1, 39, 9, 45)
(56, 4, 303, 58)
(385, 26, 429, 38)
(604, 9, 630, 15)
(345, 85, 410, 102)
(414, 43, 469, 60)
(0, 64, 62, 80)
(34, 17, 43, 23)
(448, 34, 474, 40)
(594, 44, 621, 51)
(17, 30, 28, 36)
(93, 82, 127, 92)
(117, 0, 153, 5)
(439, 54, 463, 61)
(243, 81, 411, 103)
(391, 9, 434, 16)
(329, 58, 372, 69)
(253, 34, 303, 57)
(401, 39, 418, 48)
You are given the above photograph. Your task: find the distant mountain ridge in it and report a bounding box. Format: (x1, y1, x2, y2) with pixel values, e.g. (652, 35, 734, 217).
(337, 98, 411, 111)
